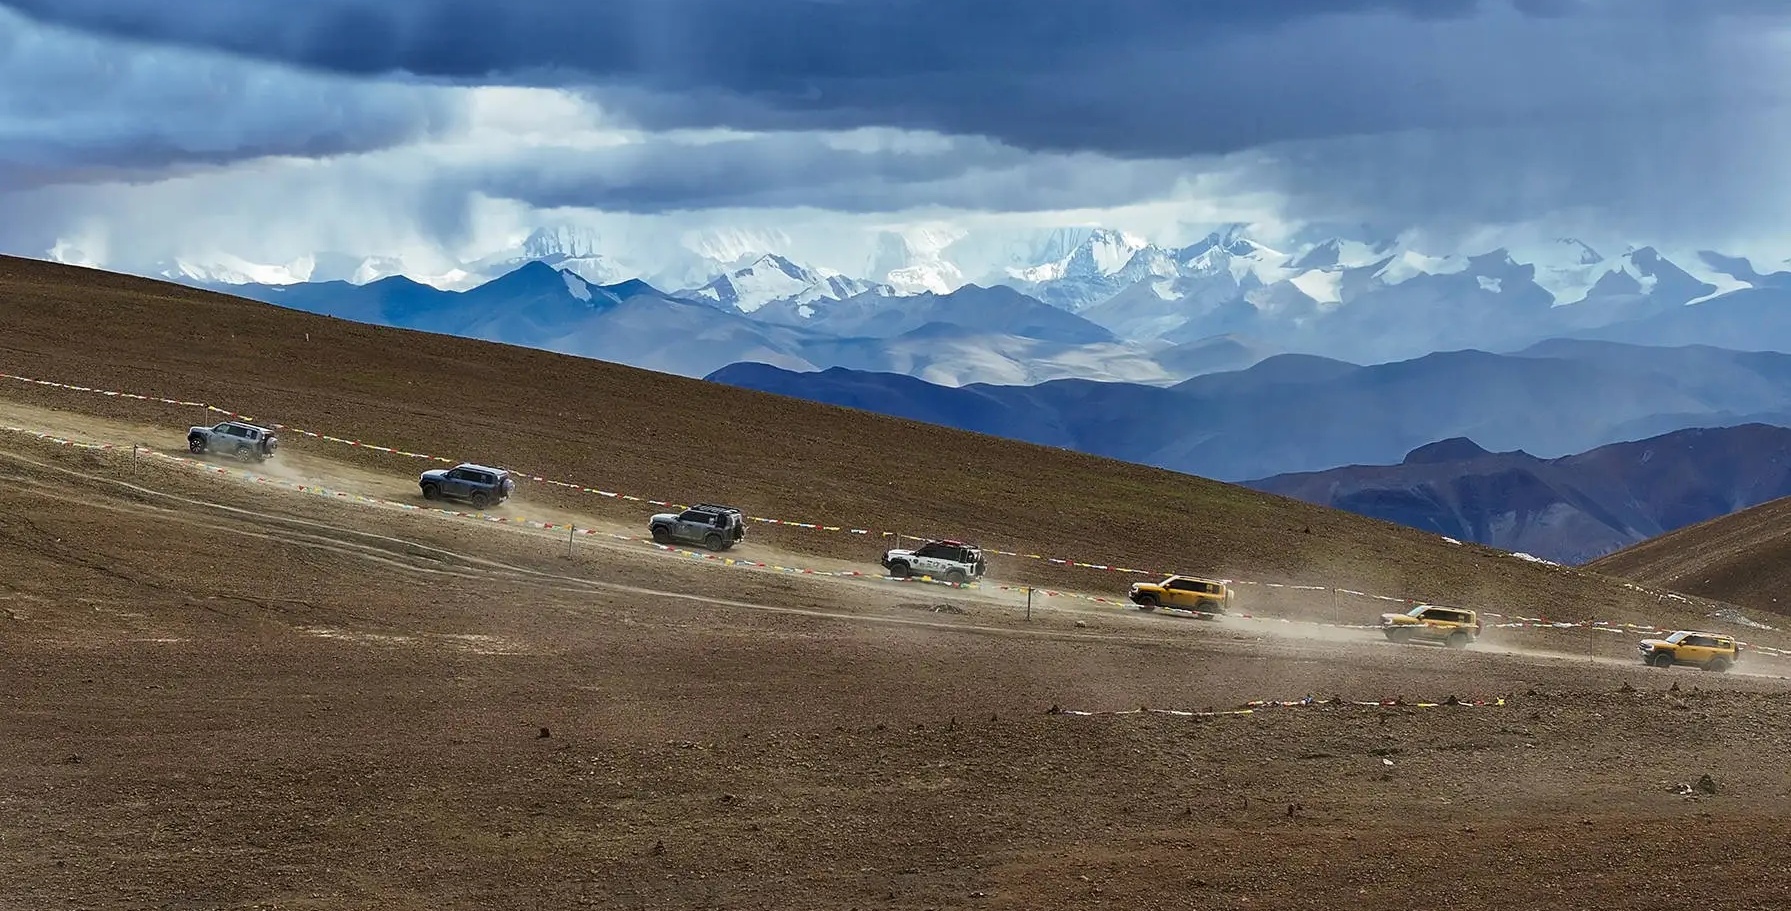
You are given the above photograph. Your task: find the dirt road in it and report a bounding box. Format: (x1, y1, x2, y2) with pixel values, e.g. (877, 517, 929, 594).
(6, 403, 1791, 910)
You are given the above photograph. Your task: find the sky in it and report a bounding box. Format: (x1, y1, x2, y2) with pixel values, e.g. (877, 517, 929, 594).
(3, 0, 1790, 285)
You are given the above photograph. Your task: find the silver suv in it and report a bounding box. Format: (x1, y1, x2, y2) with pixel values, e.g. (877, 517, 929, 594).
(188, 420, 279, 463)
(419, 463, 515, 509)
(649, 504, 747, 551)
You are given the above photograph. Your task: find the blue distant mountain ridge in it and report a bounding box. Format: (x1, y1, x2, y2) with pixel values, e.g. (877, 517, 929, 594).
(707, 339, 1791, 483)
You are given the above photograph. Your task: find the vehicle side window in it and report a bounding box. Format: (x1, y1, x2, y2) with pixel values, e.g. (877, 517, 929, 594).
(916, 544, 942, 558)
(447, 469, 465, 481)
(1166, 580, 1190, 591)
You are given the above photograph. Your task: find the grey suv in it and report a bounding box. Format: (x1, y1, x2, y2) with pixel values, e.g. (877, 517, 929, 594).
(188, 420, 279, 463)
(649, 504, 747, 551)
(419, 463, 515, 509)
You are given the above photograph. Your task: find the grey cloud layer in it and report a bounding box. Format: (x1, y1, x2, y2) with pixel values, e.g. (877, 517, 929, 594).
(4, 1, 1781, 158)
(0, 9, 457, 189)
(5, 0, 1791, 255)
(458, 134, 1199, 215)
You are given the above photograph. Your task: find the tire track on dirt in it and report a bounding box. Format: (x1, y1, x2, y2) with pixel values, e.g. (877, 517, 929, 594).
(0, 445, 1244, 649)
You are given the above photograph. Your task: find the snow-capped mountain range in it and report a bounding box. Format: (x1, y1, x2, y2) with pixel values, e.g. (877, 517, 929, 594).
(687, 254, 887, 315)
(116, 220, 1791, 379)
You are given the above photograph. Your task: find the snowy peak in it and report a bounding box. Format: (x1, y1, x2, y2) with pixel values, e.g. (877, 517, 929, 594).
(686, 254, 884, 314)
(864, 227, 968, 295)
(154, 253, 316, 286)
(520, 226, 604, 261)
(1175, 231, 1295, 287)
(1012, 228, 1149, 283)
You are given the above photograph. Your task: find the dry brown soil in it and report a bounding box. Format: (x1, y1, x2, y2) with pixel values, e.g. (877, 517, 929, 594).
(5, 258, 1791, 909)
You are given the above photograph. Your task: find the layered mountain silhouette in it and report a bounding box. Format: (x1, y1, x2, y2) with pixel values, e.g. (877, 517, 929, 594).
(709, 339, 1791, 482)
(1246, 425, 1791, 564)
(228, 262, 1181, 383)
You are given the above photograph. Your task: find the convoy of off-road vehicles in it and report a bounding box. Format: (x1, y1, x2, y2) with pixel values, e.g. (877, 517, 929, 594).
(170, 418, 1746, 660)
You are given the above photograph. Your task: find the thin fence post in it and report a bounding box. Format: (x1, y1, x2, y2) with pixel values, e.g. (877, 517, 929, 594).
(1330, 587, 1338, 625)
(132, 443, 139, 472)
(568, 524, 575, 560)
(1026, 587, 1033, 621)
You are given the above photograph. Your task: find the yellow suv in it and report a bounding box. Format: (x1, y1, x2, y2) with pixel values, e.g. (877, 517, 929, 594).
(1128, 575, 1233, 615)
(1380, 604, 1481, 649)
(1639, 631, 1740, 672)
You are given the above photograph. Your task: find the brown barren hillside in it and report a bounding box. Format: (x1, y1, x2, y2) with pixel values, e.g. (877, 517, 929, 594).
(1593, 494, 1791, 614)
(0, 255, 1716, 624)
(14, 255, 1791, 910)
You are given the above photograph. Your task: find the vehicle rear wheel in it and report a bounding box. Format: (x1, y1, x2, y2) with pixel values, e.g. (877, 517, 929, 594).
(1446, 631, 1470, 649)
(888, 561, 911, 579)
(234, 446, 256, 463)
(188, 438, 206, 454)
(421, 483, 440, 501)
(1135, 594, 1158, 612)
(703, 533, 724, 551)
(1651, 652, 1675, 668)
(651, 525, 672, 544)
(945, 569, 967, 585)
(470, 491, 491, 509)
(1707, 658, 1732, 673)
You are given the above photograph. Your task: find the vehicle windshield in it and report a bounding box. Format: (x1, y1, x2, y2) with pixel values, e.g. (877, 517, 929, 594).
(1664, 631, 1690, 644)
(1406, 605, 1430, 617)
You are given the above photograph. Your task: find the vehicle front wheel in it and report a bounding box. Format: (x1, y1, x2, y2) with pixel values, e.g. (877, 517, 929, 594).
(651, 525, 672, 544)
(888, 562, 911, 579)
(421, 483, 440, 501)
(1384, 628, 1412, 643)
(188, 437, 206, 454)
(1135, 594, 1158, 612)
(1651, 652, 1675, 668)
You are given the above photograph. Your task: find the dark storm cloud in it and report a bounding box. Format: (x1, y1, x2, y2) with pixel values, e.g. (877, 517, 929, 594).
(0, 8, 457, 190)
(452, 132, 1193, 215)
(3, 0, 1780, 158)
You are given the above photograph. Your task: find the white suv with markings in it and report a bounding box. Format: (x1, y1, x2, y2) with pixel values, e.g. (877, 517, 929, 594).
(881, 540, 986, 585)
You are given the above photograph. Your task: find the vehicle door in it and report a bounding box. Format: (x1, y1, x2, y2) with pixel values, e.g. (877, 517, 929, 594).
(442, 468, 474, 499)
(1418, 608, 1458, 636)
(1190, 581, 1220, 610)
(913, 543, 947, 575)
(1163, 579, 1197, 609)
(1680, 635, 1715, 664)
(674, 509, 707, 540)
(217, 424, 245, 453)
(470, 470, 496, 499)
